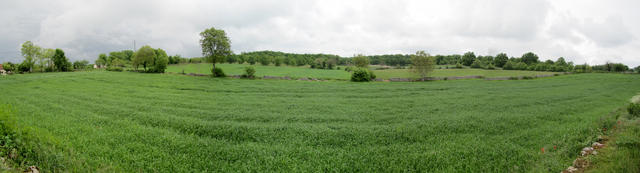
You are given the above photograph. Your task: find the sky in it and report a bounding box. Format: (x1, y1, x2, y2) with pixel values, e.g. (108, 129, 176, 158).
(0, 0, 638, 67)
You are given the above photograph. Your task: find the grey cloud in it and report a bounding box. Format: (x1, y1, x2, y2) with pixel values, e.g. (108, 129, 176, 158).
(0, 0, 639, 67)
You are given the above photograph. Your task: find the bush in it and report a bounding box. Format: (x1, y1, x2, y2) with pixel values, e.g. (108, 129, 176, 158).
(470, 61, 485, 69)
(628, 103, 640, 118)
(211, 67, 226, 77)
(344, 66, 354, 72)
(243, 66, 255, 78)
(351, 68, 375, 82)
(455, 63, 463, 69)
(106, 67, 123, 72)
(486, 63, 495, 70)
(17, 63, 30, 73)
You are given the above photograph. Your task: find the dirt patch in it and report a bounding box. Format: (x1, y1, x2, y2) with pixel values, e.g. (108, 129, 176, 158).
(631, 94, 640, 103)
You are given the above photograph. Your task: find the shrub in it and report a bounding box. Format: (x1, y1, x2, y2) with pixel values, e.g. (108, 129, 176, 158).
(522, 76, 534, 80)
(106, 67, 123, 72)
(211, 67, 226, 77)
(17, 63, 30, 73)
(486, 63, 495, 70)
(337, 67, 341, 70)
(455, 63, 463, 69)
(470, 61, 485, 69)
(344, 66, 354, 72)
(243, 66, 255, 78)
(628, 103, 640, 118)
(351, 68, 375, 82)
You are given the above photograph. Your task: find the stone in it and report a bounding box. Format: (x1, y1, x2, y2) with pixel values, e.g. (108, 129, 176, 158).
(592, 142, 604, 148)
(566, 166, 578, 172)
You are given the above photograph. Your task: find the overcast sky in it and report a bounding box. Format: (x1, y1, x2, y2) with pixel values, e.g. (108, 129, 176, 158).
(0, 0, 638, 67)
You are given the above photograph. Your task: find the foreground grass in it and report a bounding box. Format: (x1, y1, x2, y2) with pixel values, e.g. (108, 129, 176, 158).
(166, 63, 559, 80)
(0, 72, 639, 172)
(586, 108, 640, 172)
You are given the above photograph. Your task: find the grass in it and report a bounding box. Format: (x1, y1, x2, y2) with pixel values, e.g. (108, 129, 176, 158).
(373, 68, 559, 79)
(0, 72, 639, 172)
(166, 63, 351, 80)
(166, 63, 560, 80)
(586, 102, 640, 173)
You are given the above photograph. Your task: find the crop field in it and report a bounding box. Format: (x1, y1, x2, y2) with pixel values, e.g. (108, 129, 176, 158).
(0, 72, 639, 172)
(165, 63, 558, 80)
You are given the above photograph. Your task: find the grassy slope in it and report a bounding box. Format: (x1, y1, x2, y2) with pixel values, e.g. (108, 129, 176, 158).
(0, 72, 639, 172)
(166, 63, 558, 80)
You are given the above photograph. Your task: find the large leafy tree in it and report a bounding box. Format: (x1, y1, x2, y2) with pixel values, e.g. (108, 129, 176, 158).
(521, 52, 539, 65)
(199, 27, 231, 72)
(352, 54, 370, 68)
(461, 51, 476, 66)
(410, 51, 435, 78)
(52, 49, 71, 72)
(20, 41, 41, 72)
(153, 48, 169, 73)
(96, 53, 108, 67)
(133, 45, 156, 71)
(493, 53, 508, 67)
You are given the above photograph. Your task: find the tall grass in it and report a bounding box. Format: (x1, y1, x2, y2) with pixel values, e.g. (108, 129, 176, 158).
(0, 72, 638, 172)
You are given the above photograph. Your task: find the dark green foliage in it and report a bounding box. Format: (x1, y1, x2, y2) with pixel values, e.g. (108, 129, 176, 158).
(521, 52, 539, 65)
(211, 67, 226, 77)
(628, 103, 640, 118)
(106, 66, 123, 72)
(470, 60, 485, 69)
(461, 52, 476, 66)
(247, 56, 257, 65)
(72, 60, 89, 70)
(243, 66, 255, 78)
(494, 53, 508, 67)
(2, 62, 15, 72)
(52, 49, 72, 72)
(259, 56, 272, 66)
(350, 68, 375, 82)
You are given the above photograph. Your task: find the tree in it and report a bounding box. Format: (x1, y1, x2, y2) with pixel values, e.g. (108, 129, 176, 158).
(73, 60, 89, 70)
(96, 54, 108, 68)
(410, 51, 435, 78)
(461, 51, 476, 66)
(493, 53, 508, 67)
(132, 45, 156, 71)
(52, 49, 71, 72)
(352, 54, 369, 68)
(200, 27, 231, 73)
(521, 52, 539, 65)
(153, 48, 169, 73)
(555, 57, 567, 66)
(20, 41, 40, 72)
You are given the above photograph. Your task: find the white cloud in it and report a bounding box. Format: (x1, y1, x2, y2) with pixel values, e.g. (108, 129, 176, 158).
(0, 0, 638, 67)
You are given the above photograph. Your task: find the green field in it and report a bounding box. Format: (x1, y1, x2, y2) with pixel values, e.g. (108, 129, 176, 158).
(166, 63, 351, 79)
(0, 72, 639, 172)
(166, 63, 558, 80)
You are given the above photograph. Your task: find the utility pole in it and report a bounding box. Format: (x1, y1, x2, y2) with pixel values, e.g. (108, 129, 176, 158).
(133, 40, 136, 51)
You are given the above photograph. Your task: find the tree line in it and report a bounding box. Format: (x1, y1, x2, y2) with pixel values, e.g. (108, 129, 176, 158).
(1, 41, 89, 73)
